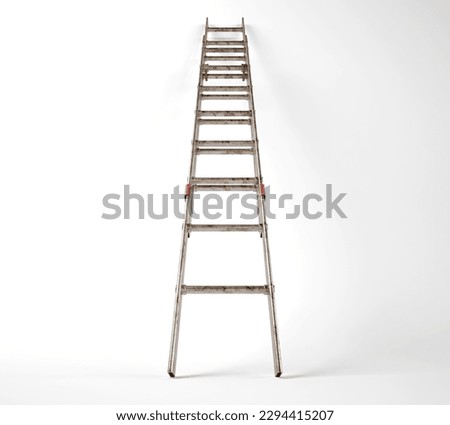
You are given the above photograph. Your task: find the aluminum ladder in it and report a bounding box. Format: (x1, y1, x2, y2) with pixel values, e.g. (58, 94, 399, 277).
(168, 18, 282, 377)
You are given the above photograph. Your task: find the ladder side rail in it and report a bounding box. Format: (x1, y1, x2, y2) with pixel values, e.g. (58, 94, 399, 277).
(242, 18, 283, 377)
(168, 18, 209, 377)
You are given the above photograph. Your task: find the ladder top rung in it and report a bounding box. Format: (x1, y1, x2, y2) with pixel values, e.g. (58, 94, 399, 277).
(182, 285, 268, 295)
(204, 74, 247, 80)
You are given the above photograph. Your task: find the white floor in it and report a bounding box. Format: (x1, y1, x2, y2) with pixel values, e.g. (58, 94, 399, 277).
(2, 371, 449, 405)
(2, 350, 449, 404)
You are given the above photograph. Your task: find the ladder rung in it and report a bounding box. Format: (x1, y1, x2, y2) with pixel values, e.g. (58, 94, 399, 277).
(204, 56, 246, 61)
(196, 148, 254, 155)
(198, 119, 251, 125)
(193, 184, 256, 191)
(205, 74, 247, 80)
(204, 65, 245, 71)
(195, 140, 254, 147)
(207, 27, 244, 32)
(191, 177, 258, 184)
(200, 86, 249, 92)
(205, 48, 245, 53)
(199, 110, 252, 117)
(187, 224, 262, 232)
(201, 94, 249, 100)
(206, 40, 244, 46)
(182, 285, 268, 295)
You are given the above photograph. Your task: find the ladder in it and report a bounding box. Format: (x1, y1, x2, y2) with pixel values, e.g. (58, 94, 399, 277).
(168, 18, 282, 377)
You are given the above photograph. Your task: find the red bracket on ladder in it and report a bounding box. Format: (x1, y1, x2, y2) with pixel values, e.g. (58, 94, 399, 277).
(185, 183, 191, 200)
(260, 183, 266, 199)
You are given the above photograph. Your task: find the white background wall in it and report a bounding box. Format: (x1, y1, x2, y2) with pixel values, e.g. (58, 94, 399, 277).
(1, 0, 449, 404)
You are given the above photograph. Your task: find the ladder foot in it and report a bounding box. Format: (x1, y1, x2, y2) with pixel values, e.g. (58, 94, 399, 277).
(275, 371, 282, 378)
(168, 372, 175, 378)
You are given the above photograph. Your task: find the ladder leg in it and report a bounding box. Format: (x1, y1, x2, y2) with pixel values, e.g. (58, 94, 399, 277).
(260, 224, 283, 377)
(168, 230, 189, 377)
(168, 20, 203, 377)
(267, 285, 283, 377)
(167, 287, 183, 377)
